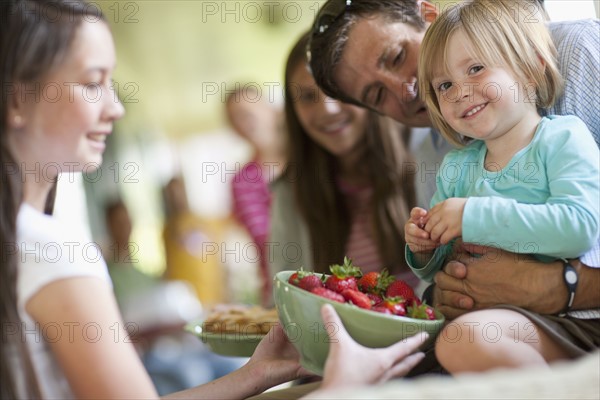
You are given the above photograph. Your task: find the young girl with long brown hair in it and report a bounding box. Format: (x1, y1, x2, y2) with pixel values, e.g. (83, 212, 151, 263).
(270, 34, 418, 285)
(0, 2, 427, 397)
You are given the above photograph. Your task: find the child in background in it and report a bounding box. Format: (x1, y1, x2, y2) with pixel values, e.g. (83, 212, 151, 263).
(406, 0, 599, 284)
(162, 176, 226, 306)
(226, 87, 286, 305)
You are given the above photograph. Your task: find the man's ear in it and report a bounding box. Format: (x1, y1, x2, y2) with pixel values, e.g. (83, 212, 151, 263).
(418, 1, 439, 24)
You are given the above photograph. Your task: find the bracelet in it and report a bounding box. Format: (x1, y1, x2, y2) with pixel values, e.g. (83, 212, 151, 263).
(558, 261, 579, 317)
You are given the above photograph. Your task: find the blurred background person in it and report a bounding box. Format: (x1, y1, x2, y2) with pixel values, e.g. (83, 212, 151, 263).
(269, 34, 419, 288)
(104, 199, 158, 306)
(226, 85, 287, 305)
(162, 176, 227, 307)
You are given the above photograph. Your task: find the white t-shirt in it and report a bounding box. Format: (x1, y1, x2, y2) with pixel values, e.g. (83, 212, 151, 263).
(14, 204, 111, 399)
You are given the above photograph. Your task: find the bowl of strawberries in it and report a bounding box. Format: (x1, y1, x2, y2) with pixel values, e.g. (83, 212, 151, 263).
(273, 258, 445, 375)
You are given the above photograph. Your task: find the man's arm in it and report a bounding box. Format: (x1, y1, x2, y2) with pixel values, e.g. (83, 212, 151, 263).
(430, 244, 600, 320)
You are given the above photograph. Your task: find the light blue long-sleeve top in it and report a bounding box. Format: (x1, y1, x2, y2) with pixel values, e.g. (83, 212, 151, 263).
(407, 115, 600, 282)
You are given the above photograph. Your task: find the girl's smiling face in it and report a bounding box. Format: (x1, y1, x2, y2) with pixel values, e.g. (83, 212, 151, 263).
(10, 19, 124, 178)
(290, 63, 368, 158)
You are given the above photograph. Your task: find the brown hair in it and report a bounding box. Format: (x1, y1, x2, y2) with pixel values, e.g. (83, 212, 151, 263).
(308, 0, 425, 105)
(283, 33, 416, 273)
(418, 0, 563, 147)
(0, 1, 104, 397)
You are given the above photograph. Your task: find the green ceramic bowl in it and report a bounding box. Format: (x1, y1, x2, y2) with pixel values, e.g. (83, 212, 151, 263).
(273, 271, 445, 375)
(185, 321, 262, 357)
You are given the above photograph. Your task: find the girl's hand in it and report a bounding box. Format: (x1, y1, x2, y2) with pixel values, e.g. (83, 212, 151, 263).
(405, 207, 438, 252)
(245, 323, 312, 390)
(319, 305, 427, 391)
(425, 198, 467, 244)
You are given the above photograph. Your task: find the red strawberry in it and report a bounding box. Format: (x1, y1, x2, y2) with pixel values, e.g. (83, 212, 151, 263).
(325, 257, 361, 293)
(385, 280, 416, 302)
(288, 272, 301, 286)
(366, 293, 383, 305)
(341, 289, 372, 309)
(380, 297, 407, 316)
(298, 274, 324, 292)
(408, 303, 437, 320)
(425, 307, 436, 320)
(357, 272, 379, 293)
(288, 268, 310, 287)
(311, 287, 345, 303)
(325, 275, 358, 293)
(358, 270, 394, 295)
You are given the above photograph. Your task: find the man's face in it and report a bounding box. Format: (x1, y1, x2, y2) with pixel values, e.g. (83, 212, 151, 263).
(335, 15, 432, 127)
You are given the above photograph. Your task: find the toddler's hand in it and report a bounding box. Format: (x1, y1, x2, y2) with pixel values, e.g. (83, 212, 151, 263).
(405, 207, 438, 253)
(425, 198, 467, 244)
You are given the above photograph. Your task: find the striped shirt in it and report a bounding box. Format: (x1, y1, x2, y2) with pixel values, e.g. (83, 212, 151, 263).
(231, 162, 272, 300)
(339, 179, 382, 274)
(546, 19, 600, 148)
(339, 179, 420, 288)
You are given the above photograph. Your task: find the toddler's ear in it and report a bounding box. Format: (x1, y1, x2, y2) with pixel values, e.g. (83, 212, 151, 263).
(537, 52, 547, 71)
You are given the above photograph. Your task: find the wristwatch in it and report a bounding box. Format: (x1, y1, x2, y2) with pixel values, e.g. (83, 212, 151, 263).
(558, 261, 579, 317)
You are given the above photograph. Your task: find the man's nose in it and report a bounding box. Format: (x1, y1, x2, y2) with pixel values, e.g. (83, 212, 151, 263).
(381, 74, 418, 103)
(403, 78, 418, 102)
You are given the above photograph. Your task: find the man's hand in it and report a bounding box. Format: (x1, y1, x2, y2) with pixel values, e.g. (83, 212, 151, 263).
(431, 260, 473, 320)
(425, 198, 467, 244)
(432, 242, 562, 319)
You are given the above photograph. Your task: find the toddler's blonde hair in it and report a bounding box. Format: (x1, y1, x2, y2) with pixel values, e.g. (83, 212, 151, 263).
(418, 0, 564, 147)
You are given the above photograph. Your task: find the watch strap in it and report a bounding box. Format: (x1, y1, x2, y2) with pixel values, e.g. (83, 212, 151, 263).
(558, 261, 578, 317)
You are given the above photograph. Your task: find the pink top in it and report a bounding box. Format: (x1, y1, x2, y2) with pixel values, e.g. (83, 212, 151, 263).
(338, 179, 419, 288)
(231, 162, 272, 302)
(338, 179, 382, 274)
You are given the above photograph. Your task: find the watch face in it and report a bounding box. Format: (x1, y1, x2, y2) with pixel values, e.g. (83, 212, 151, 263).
(565, 269, 578, 285)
